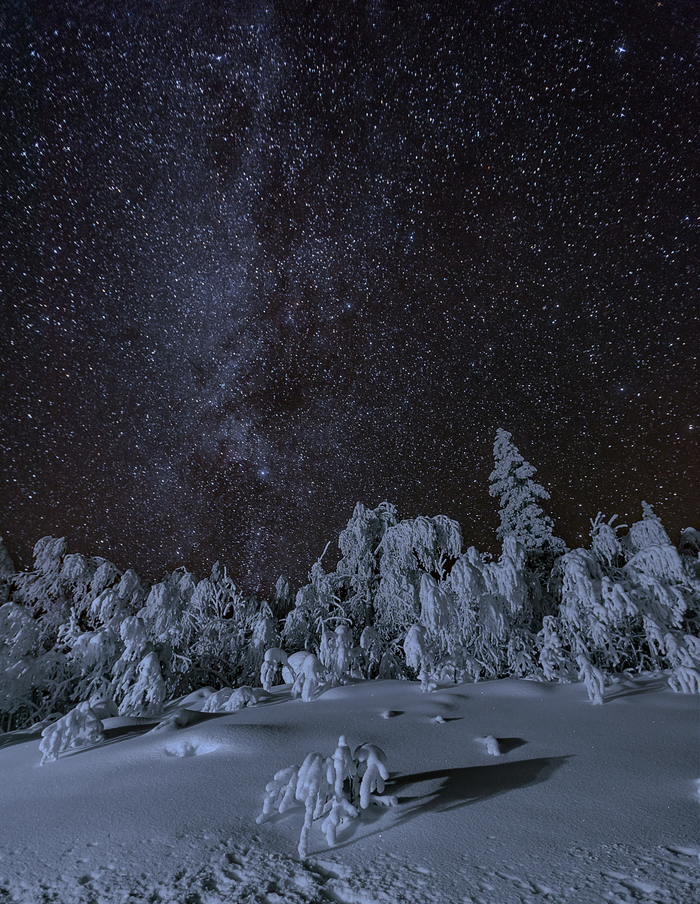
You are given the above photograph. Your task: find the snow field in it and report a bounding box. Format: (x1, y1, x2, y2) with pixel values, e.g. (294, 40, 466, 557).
(0, 674, 698, 903)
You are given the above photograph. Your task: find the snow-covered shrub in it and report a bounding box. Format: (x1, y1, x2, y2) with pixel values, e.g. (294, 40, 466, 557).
(576, 652, 606, 705)
(200, 685, 264, 713)
(319, 623, 361, 684)
(291, 654, 327, 702)
(256, 735, 395, 858)
(625, 544, 686, 586)
(359, 625, 384, 678)
(261, 647, 289, 691)
(589, 513, 625, 568)
(538, 615, 572, 683)
(668, 665, 700, 694)
(679, 527, 700, 558)
(485, 735, 501, 756)
(39, 701, 105, 764)
(377, 647, 407, 680)
(540, 501, 700, 700)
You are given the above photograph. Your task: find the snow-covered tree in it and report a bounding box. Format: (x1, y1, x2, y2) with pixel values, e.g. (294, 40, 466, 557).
(374, 514, 461, 636)
(624, 501, 671, 555)
(334, 501, 397, 632)
(282, 546, 336, 652)
(489, 429, 566, 569)
(118, 651, 166, 717)
(589, 513, 625, 568)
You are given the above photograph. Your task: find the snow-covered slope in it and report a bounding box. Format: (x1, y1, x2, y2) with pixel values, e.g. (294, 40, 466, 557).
(0, 674, 698, 903)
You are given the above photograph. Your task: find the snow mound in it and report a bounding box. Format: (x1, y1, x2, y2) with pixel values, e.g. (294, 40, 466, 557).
(163, 738, 220, 757)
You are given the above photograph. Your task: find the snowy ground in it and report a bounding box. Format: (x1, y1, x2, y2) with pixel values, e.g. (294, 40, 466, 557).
(0, 674, 698, 904)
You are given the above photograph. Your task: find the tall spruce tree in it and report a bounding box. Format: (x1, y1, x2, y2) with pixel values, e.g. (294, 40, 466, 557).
(489, 429, 566, 566)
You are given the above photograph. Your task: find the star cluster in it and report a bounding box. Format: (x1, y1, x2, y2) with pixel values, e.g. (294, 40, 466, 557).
(1, 0, 698, 592)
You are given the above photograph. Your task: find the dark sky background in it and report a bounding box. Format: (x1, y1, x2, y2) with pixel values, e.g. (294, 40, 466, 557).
(1, 0, 698, 594)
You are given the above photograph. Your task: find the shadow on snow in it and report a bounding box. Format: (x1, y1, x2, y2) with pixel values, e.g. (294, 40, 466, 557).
(315, 755, 571, 855)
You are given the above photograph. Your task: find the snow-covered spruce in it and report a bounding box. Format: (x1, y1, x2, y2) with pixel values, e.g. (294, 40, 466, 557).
(256, 735, 396, 858)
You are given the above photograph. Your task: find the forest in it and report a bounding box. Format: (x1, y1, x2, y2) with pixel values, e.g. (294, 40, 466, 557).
(2, 429, 699, 743)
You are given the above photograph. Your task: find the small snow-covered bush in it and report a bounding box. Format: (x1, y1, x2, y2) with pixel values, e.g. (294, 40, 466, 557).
(260, 647, 289, 691)
(39, 701, 105, 764)
(291, 654, 327, 702)
(201, 685, 265, 713)
(256, 735, 395, 858)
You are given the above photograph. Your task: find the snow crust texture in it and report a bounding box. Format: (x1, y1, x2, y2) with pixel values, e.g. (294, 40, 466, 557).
(0, 839, 698, 904)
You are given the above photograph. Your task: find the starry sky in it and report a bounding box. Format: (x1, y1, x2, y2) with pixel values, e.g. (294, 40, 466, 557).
(1, 0, 698, 593)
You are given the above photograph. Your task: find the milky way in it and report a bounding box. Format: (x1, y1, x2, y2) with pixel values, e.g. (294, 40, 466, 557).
(1, 0, 698, 593)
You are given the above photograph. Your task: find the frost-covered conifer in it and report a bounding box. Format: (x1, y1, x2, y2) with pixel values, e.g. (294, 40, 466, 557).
(272, 574, 294, 619)
(489, 430, 566, 565)
(282, 548, 336, 652)
(243, 613, 279, 684)
(319, 623, 357, 684)
(625, 502, 672, 554)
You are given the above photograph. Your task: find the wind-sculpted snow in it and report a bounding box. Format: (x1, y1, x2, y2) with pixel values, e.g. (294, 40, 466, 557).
(0, 676, 698, 903)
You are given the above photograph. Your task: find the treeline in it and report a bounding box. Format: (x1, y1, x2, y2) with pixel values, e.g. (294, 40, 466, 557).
(1, 431, 699, 732)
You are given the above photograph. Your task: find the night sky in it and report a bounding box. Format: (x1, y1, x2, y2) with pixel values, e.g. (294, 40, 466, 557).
(1, 0, 698, 594)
